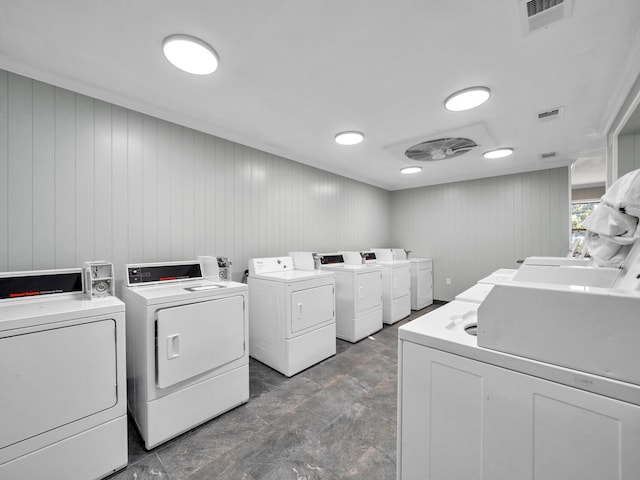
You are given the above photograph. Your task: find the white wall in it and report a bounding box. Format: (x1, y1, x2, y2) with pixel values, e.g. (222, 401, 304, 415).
(0, 70, 391, 283)
(618, 133, 640, 177)
(572, 186, 605, 202)
(390, 168, 570, 301)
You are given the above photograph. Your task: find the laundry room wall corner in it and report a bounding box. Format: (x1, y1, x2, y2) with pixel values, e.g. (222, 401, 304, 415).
(389, 168, 570, 301)
(0, 69, 392, 280)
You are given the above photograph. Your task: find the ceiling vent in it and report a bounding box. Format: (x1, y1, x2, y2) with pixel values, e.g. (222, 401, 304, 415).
(405, 137, 477, 162)
(521, 0, 573, 34)
(536, 106, 564, 122)
(539, 151, 558, 160)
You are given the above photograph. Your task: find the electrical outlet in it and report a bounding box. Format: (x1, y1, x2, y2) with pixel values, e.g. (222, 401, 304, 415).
(445, 277, 452, 286)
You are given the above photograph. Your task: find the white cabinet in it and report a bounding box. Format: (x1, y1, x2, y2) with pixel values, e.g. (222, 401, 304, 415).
(398, 340, 640, 480)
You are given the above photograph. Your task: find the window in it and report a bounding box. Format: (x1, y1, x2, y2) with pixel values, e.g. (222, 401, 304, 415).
(571, 201, 599, 254)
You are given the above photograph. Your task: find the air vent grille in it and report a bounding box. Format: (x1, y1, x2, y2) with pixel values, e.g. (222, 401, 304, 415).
(520, 0, 573, 33)
(527, 0, 564, 18)
(540, 151, 558, 160)
(536, 106, 564, 121)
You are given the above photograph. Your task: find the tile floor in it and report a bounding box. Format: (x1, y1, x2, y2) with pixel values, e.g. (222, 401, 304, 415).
(109, 302, 445, 480)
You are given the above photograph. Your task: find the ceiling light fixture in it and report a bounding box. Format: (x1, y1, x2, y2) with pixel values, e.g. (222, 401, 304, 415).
(335, 131, 364, 146)
(400, 166, 422, 174)
(162, 34, 219, 75)
(483, 147, 514, 159)
(444, 86, 491, 111)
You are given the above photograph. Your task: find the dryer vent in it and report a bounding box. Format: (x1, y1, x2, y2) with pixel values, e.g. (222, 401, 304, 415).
(539, 151, 558, 160)
(521, 0, 573, 33)
(537, 106, 564, 122)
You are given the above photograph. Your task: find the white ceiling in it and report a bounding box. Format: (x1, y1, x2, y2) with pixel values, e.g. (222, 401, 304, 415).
(1, 0, 640, 190)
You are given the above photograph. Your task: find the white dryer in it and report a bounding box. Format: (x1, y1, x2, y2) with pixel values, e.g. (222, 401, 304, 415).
(248, 256, 336, 376)
(0, 265, 127, 480)
(371, 248, 411, 324)
(393, 249, 434, 311)
(121, 260, 248, 450)
(318, 253, 383, 343)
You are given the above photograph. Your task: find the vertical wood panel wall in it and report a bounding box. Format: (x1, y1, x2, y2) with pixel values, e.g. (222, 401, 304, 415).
(390, 168, 570, 301)
(618, 133, 640, 177)
(0, 71, 391, 283)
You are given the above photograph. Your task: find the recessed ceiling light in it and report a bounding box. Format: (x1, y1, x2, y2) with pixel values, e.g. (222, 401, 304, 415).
(162, 34, 219, 75)
(483, 147, 514, 159)
(335, 131, 364, 146)
(444, 86, 491, 111)
(400, 166, 422, 174)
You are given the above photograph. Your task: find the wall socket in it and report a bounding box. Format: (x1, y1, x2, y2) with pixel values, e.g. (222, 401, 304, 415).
(445, 277, 452, 286)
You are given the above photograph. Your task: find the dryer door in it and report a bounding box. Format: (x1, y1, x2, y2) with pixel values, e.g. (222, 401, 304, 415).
(417, 266, 433, 306)
(156, 295, 245, 389)
(355, 271, 383, 314)
(393, 266, 411, 300)
(0, 319, 117, 450)
(290, 284, 334, 334)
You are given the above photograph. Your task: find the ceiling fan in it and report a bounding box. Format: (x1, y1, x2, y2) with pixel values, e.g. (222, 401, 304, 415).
(404, 137, 477, 161)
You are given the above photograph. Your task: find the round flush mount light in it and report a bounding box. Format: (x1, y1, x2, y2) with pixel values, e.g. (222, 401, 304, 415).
(483, 147, 514, 159)
(335, 131, 364, 146)
(444, 86, 491, 112)
(162, 34, 219, 75)
(400, 166, 422, 174)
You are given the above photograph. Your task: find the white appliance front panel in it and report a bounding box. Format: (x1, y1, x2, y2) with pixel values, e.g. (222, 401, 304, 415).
(393, 265, 411, 300)
(290, 284, 334, 334)
(0, 320, 117, 449)
(156, 296, 245, 389)
(399, 341, 640, 480)
(416, 266, 433, 306)
(355, 270, 383, 314)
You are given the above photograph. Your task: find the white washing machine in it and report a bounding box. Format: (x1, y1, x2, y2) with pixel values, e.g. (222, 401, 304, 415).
(0, 265, 127, 479)
(121, 260, 249, 450)
(455, 282, 494, 303)
(317, 252, 383, 343)
(477, 268, 518, 284)
(392, 250, 434, 310)
(371, 248, 411, 324)
(454, 268, 518, 304)
(398, 301, 640, 479)
(248, 256, 336, 376)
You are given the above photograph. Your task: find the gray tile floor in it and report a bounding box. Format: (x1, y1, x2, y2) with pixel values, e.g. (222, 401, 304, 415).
(110, 303, 445, 480)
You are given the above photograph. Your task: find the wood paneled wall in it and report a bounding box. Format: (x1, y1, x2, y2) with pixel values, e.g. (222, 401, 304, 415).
(618, 133, 640, 177)
(0, 70, 391, 283)
(0, 70, 572, 300)
(389, 169, 570, 301)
